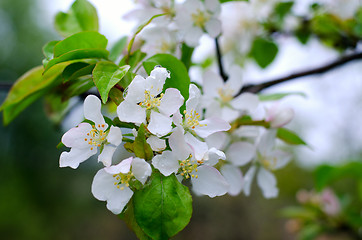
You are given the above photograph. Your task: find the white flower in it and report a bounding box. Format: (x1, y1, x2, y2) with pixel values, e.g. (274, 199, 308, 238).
(140, 26, 178, 56)
(91, 157, 152, 214)
(117, 67, 184, 136)
(243, 129, 292, 198)
(265, 104, 294, 128)
(220, 164, 244, 196)
(152, 127, 229, 197)
(173, 84, 231, 138)
(59, 95, 123, 169)
(175, 0, 221, 46)
(202, 66, 259, 123)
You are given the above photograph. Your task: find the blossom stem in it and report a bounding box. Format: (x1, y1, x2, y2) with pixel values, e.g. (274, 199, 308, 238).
(215, 37, 228, 82)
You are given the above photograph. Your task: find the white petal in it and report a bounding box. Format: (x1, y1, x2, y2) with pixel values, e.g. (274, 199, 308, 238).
(84, 95, 106, 126)
(184, 132, 208, 161)
(106, 126, 123, 146)
(91, 169, 133, 214)
(206, 148, 225, 166)
(202, 70, 223, 98)
(220, 164, 244, 196)
(271, 150, 292, 170)
(257, 168, 278, 198)
(117, 100, 146, 124)
(227, 65, 244, 96)
(257, 129, 277, 155)
(226, 141, 255, 166)
(195, 117, 231, 138)
(230, 92, 259, 112)
(59, 147, 96, 169)
(205, 0, 220, 13)
(191, 165, 229, 197)
(220, 107, 240, 123)
(186, 84, 201, 113)
(150, 66, 170, 82)
(105, 157, 133, 174)
(125, 75, 146, 103)
(184, 26, 203, 47)
(169, 127, 191, 160)
(98, 145, 117, 167)
(243, 166, 256, 196)
(62, 122, 92, 148)
(172, 111, 183, 126)
(158, 88, 184, 116)
(205, 18, 221, 38)
(147, 111, 172, 136)
(205, 132, 229, 150)
(131, 157, 152, 184)
(152, 151, 179, 176)
(269, 108, 294, 128)
(146, 136, 166, 151)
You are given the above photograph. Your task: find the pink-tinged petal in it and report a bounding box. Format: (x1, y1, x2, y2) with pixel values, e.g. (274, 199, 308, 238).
(172, 111, 183, 126)
(105, 157, 133, 175)
(257, 129, 276, 155)
(159, 88, 184, 116)
(243, 166, 256, 196)
(206, 132, 230, 150)
(206, 148, 225, 166)
(195, 117, 231, 138)
(148, 111, 172, 136)
(184, 26, 203, 47)
(202, 70, 223, 98)
(191, 165, 229, 197)
(220, 164, 244, 196)
(269, 107, 294, 128)
(230, 92, 259, 112)
(117, 100, 146, 125)
(125, 75, 146, 103)
(106, 126, 123, 146)
(257, 167, 278, 198)
(131, 157, 152, 184)
(226, 141, 255, 166)
(91, 169, 133, 214)
(152, 151, 179, 176)
(62, 122, 92, 148)
(98, 145, 117, 167)
(184, 133, 208, 161)
(186, 84, 201, 113)
(169, 127, 192, 160)
(271, 150, 292, 170)
(84, 95, 106, 126)
(227, 65, 244, 96)
(146, 136, 166, 151)
(59, 147, 97, 169)
(205, 18, 221, 38)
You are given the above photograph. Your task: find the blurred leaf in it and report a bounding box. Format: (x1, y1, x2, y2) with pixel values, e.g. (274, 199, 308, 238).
(133, 124, 153, 161)
(143, 54, 190, 111)
(250, 38, 278, 68)
(63, 77, 94, 100)
(109, 36, 128, 62)
(119, 50, 146, 88)
(44, 93, 69, 124)
(54, 0, 98, 38)
(93, 61, 130, 103)
(42, 40, 60, 60)
(108, 88, 124, 105)
(219, 0, 248, 2)
(133, 170, 193, 240)
(277, 128, 307, 145)
(274, 1, 294, 20)
(280, 206, 317, 220)
(299, 224, 321, 240)
(53, 31, 107, 58)
(181, 43, 194, 70)
(259, 92, 307, 101)
(62, 62, 90, 82)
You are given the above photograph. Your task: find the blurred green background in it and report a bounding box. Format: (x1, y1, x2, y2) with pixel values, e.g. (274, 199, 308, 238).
(0, 0, 360, 239)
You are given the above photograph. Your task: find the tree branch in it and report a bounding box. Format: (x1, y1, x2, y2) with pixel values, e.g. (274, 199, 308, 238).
(241, 52, 362, 94)
(215, 37, 228, 82)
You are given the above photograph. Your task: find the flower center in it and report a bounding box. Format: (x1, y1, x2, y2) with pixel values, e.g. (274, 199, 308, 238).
(183, 109, 207, 129)
(217, 87, 234, 103)
(179, 155, 204, 179)
(139, 90, 163, 110)
(84, 124, 107, 150)
(260, 156, 277, 171)
(113, 171, 134, 190)
(191, 9, 210, 28)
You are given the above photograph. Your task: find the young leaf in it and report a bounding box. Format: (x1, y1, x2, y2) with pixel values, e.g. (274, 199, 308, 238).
(250, 38, 278, 68)
(133, 171, 193, 240)
(54, 0, 99, 38)
(259, 92, 307, 101)
(143, 54, 190, 110)
(92, 61, 130, 103)
(274, 1, 294, 20)
(42, 40, 60, 59)
(277, 128, 307, 145)
(133, 124, 153, 161)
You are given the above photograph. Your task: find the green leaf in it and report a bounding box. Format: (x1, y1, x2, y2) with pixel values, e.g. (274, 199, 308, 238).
(62, 62, 90, 81)
(219, 0, 248, 3)
(133, 171, 193, 240)
(53, 31, 107, 58)
(44, 93, 69, 124)
(250, 38, 278, 68)
(109, 36, 128, 62)
(133, 124, 153, 161)
(54, 0, 98, 38)
(63, 77, 94, 100)
(274, 1, 294, 20)
(143, 54, 190, 111)
(118, 50, 146, 89)
(258, 92, 307, 101)
(280, 206, 317, 220)
(181, 43, 194, 70)
(108, 88, 124, 105)
(93, 61, 130, 103)
(42, 40, 60, 60)
(277, 128, 307, 145)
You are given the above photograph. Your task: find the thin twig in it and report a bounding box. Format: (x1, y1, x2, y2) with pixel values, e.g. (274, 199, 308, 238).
(240, 52, 362, 94)
(215, 37, 228, 81)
